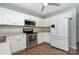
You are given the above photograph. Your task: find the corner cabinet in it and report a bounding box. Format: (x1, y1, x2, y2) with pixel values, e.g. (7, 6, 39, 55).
(38, 32, 51, 44)
(7, 34, 26, 53)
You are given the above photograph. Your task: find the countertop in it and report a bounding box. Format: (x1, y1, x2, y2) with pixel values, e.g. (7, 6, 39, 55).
(0, 32, 26, 36)
(0, 24, 50, 28)
(0, 26, 50, 36)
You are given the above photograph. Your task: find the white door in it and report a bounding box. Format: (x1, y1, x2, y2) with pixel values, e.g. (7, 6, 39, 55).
(51, 14, 69, 51)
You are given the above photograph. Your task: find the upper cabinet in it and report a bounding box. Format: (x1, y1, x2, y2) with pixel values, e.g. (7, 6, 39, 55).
(36, 20, 50, 27)
(0, 7, 25, 25)
(0, 8, 2, 23)
(0, 7, 43, 26)
(11, 13, 25, 25)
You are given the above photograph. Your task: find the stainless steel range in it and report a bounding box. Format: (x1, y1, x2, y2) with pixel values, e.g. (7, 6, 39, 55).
(23, 28, 37, 49)
(26, 33, 37, 48)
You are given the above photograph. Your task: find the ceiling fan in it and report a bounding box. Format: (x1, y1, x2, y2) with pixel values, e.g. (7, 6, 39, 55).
(41, 3, 60, 11)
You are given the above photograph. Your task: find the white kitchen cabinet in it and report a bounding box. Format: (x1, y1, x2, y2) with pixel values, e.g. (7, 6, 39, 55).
(38, 32, 50, 44)
(17, 35, 26, 50)
(36, 20, 43, 27)
(38, 33, 45, 44)
(12, 13, 25, 25)
(0, 7, 14, 25)
(0, 7, 25, 25)
(8, 36, 18, 53)
(50, 35, 69, 51)
(0, 13, 2, 24)
(8, 34, 26, 53)
(0, 39, 11, 55)
(36, 20, 50, 27)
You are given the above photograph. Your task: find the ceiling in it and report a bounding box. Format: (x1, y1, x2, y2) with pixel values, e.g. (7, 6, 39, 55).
(0, 3, 79, 18)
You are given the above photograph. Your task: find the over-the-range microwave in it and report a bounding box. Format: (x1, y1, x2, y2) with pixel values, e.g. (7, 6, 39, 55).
(24, 19, 36, 27)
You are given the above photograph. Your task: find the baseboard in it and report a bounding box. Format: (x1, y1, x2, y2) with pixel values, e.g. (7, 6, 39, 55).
(39, 42, 50, 45)
(69, 48, 77, 54)
(70, 46, 77, 49)
(50, 45, 70, 53)
(42, 42, 69, 53)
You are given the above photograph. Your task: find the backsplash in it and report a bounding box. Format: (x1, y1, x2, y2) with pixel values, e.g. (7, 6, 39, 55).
(0, 26, 23, 33)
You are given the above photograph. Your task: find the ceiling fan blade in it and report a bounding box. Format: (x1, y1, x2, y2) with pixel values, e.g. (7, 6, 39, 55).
(48, 3, 60, 6)
(41, 5, 45, 11)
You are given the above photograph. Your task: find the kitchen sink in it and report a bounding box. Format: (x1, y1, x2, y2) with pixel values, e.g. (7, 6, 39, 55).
(0, 36, 6, 43)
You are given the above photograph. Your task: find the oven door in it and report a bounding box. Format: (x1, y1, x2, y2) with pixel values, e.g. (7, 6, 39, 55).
(26, 34, 37, 48)
(28, 34, 37, 42)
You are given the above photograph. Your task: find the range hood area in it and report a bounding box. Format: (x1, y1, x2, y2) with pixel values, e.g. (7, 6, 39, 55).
(24, 19, 36, 27)
(0, 20, 50, 33)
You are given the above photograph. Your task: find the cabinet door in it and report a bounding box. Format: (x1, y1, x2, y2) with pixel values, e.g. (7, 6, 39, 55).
(1, 8, 13, 25)
(9, 36, 18, 53)
(22, 35, 26, 48)
(51, 35, 69, 51)
(41, 33, 50, 43)
(17, 35, 26, 50)
(0, 9, 3, 24)
(38, 33, 44, 44)
(58, 14, 68, 38)
(0, 40, 11, 55)
(38, 33, 50, 44)
(13, 13, 24, 25)
(0, 7, 24, 25)
(9, 35, 26, 53)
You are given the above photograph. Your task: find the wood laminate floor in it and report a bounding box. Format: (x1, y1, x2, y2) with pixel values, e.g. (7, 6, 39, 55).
(15, 43, 79, 55)
(16, 43, 70, 55)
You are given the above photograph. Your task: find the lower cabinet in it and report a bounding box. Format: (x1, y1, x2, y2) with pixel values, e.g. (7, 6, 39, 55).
(38, 33, 51, 44)
(8, 35, 26, 53)
(50, 35, 69, 51)
(0, 40, 11, 55)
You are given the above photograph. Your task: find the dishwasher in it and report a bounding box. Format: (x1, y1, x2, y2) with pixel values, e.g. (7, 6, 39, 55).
(0, 36, 11, 55)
